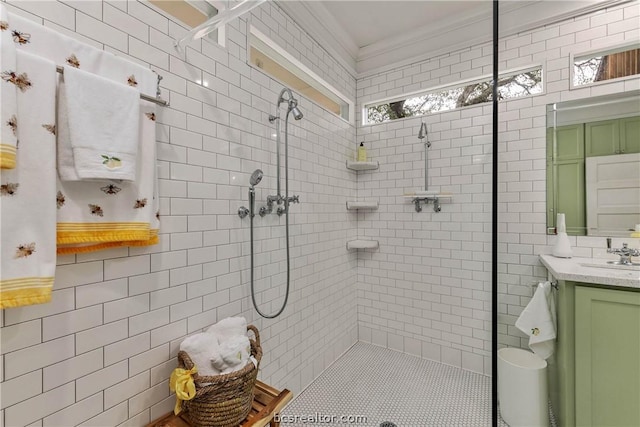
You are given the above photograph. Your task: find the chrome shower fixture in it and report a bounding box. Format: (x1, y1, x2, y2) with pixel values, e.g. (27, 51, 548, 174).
(418, 121, 430, 147)
(238, 169, 264, 219)
(249, 169, 263, 188)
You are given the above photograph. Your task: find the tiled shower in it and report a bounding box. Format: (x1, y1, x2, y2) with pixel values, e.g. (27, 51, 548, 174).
(0, 1, 638, 426)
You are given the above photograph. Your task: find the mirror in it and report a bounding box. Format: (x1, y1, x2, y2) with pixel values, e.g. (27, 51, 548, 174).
(546, 90, 640, 236)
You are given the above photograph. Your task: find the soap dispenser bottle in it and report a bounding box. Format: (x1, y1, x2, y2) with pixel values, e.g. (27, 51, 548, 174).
(357, 141, 367, 162)
(552, 213, 573, 258)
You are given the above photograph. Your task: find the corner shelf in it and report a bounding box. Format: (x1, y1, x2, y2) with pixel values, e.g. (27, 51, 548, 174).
(346, 160, 379, 171)
(346, 201, 379, 210)
(346, 239, 379, 250)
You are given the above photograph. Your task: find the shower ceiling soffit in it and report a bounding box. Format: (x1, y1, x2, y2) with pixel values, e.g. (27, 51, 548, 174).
(277, 0, 632, 78)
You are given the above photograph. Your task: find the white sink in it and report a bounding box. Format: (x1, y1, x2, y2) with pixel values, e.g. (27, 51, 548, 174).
(580, 259, 640, 271)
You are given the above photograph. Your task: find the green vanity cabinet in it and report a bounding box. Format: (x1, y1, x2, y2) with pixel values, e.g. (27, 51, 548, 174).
(585, 117, 640, 157)
(550, 281, 640, 427)
(575, 286, 640, 427)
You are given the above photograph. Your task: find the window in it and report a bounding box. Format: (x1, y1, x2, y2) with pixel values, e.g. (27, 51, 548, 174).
(573, 44, 640, 88)
(249, 26, 354, 123)
(365, 67, 543, 124)
(148, 0, 222, 45)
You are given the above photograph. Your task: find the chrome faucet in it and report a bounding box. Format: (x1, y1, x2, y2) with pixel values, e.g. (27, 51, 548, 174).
(607, 238, 640, 265)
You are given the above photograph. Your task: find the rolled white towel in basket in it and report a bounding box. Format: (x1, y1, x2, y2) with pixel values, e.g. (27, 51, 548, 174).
(206, 316, 247, 341)
(211, 335, 251, 374)
(179, 333, 221, 377)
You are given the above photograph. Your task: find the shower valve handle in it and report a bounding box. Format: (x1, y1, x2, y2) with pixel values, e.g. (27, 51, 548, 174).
(288, 195, 300, 204)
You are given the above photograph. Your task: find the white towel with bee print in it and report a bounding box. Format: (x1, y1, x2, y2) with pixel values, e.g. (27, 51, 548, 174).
(9, 13, 160, 254)
(0, 50, 57, 308)
(0, 3, 18, 169)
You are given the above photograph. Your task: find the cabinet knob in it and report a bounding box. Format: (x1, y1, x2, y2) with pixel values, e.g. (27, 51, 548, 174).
(621, 149, 625, 153)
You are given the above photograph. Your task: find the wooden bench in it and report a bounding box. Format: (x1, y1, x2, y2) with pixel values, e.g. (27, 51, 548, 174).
(147, 380, 293, 427)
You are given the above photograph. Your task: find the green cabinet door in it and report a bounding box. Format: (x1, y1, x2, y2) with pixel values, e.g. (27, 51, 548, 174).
(575, 286, 640, 427)
(555, 161, 585, 235)
(585, 119, 619, 157)
(620, 116, 640, 154)
(548, 124, 586, 234)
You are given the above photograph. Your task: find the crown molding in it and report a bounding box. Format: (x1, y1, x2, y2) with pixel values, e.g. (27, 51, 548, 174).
(276, 0, 359, 77)
(277, 0, 634, 79)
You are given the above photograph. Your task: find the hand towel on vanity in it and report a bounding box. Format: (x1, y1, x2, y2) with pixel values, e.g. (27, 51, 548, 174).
(515, 281, 557, 359)
(57, 65, 140, 181)
(0, 50, 57, 308)
(9, 13, 160, 254)
(0, 4, 18, 169)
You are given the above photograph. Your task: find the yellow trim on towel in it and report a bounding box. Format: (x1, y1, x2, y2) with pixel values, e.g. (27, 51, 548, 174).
(56, 229, 160, 255)
(0, 277, 54, 308)
(0, 144, 17, 169)
(57, 222, 151, 245)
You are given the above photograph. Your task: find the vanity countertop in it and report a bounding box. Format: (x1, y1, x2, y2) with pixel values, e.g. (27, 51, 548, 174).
(540, 254, 640, 289)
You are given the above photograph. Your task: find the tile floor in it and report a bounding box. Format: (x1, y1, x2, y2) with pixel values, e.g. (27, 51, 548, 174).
(281, 342, 500, 427)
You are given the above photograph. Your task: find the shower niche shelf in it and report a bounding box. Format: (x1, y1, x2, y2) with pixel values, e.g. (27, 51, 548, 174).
(346, 160, 379, 171)
(346, 201, 379, 210)
(346, 239, 379, 250)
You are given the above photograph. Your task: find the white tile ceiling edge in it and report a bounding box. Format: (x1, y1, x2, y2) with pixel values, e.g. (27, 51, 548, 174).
(277, 0, 633, 79)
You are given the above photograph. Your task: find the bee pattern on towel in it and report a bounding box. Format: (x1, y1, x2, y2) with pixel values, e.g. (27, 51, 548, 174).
(134, 198, 147, 209)
(7, 115, 17, 136)
(127, 75, 138, 87)
(15, 242, 35, 259)
(145, 112, 156, 121)
(11, 30, 30, 45)
(89, 204, 104, 217)
(1, 183, 19, 196)
(156, 211, 160, 221)
(42, 124, 56, 135)
(100, 184, 121, 195)
(531, 328, 540, 336)
(1, 71, 31, 92)
(0, 21, 8, 31)
(66, 54, 80, 68)
(56, 191, 65, 208)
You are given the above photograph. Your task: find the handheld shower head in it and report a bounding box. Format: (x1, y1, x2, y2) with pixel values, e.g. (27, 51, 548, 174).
(250, 169, 263, 188)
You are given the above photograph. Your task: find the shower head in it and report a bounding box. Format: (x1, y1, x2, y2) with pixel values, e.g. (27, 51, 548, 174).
(276, 87, 304, 120)
(249, 169, 263, 188)
(290, 105, 303, 120)
(418, 122, 428, 140)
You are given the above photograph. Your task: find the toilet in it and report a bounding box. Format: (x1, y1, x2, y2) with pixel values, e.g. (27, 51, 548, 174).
(498, 348, 549, 427)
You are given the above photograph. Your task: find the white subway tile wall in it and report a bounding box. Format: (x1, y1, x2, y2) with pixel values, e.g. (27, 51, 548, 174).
(1, 0, 638, 425)
(355, 1, 639, 374)
(0, 0, 357, 425)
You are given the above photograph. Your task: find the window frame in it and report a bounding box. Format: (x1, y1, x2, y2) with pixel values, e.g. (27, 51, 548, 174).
(570, 40, 640, 90)
(362, 64, 545, 126)
(248, 25, 355, 124)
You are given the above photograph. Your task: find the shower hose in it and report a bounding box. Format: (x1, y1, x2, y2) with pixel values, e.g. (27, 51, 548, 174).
(250, 110, 292, 319)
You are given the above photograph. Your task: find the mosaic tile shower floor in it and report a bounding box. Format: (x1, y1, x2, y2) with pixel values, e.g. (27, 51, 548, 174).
(281, 342, 504, 427)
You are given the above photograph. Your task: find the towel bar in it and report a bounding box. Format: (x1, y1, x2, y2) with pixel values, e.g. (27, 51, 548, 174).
(529, 280, 558, 290)
(55, 66, 169, 107)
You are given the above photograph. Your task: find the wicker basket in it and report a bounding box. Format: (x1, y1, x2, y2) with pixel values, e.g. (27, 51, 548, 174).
(177, 325, 262, 427)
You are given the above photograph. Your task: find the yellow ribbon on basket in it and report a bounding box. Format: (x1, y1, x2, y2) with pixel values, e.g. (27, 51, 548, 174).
(170, 366, 198, 415)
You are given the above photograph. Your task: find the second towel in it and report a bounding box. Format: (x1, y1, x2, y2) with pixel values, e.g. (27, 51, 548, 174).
(58, 65, 140, 182)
